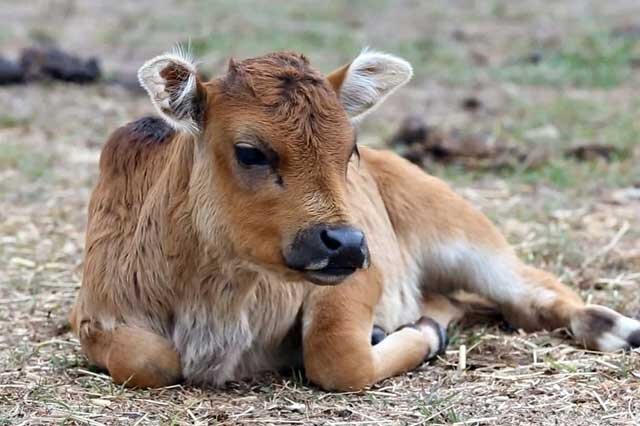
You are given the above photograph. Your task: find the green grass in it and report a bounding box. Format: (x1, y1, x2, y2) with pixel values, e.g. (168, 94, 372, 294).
(429, 94, 640, 191)
(393, 37, 475, 83)
(545, 357, 579, 373)
(496, 30, 638, 88)
(0, 114, 29, 128)
(517, 157, 640, 189)
(187, 25, 361, 67)
(418, 393, 464, 423)
(134, 0, 477, 82)
(520, 159, 576, 187)
(507, 96, 640, 149)
(508, 95, 640, 189)
(433, 153, 640, 193)
(0, 143, 54, 181)
(0, 27, 14, 45)
(96, 0, 479, 82)
(27, 26, 56, 44)
(166, 0, 380, 70)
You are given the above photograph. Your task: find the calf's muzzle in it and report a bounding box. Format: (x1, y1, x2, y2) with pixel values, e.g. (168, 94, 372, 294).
(284, 224, 370, 285)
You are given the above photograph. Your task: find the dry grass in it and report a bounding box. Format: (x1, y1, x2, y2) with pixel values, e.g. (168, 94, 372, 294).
(1, 1, 640, 425)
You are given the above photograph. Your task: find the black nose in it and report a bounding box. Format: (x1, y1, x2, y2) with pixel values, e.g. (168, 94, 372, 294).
(319, 226, 367, 266)
(285, 224, 369, 278)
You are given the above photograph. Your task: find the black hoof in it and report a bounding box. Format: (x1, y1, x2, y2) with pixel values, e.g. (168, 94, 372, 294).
(499, 321, 517, 333)
(415, 316, 448, 359)
(628, 330, 640, 348)
(371, 325, 387, 346)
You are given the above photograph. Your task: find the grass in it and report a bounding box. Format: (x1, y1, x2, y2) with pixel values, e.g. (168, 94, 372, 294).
(429, 92, 640, 191)
(0, 114, 29, 128)
(506, 96, 640, 150)
(506, 95, 640, 189)
(518, 158, 640, 191)
(496, 30, 639, 88)
(102, 0, 382, 71)
(418, 393, 464, 423)
(0, 143, 54, 181)
(187, 26, 361, 67)
(394, 37, 475, 83)
(27, 27, 56, 45)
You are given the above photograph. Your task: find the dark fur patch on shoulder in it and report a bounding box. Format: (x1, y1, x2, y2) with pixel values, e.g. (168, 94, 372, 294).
(99, 116, 175, 177)
(125, 116, 175, 144)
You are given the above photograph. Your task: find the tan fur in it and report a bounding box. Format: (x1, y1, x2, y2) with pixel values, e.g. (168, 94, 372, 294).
(71, 50, 640, 391)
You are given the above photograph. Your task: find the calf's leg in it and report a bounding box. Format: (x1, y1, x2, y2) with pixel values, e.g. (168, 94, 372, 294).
(77, 320, 182, 388)
(502, 264, 640, 351)
(423, 240, 640, 352)
(303, 273, 446, 391)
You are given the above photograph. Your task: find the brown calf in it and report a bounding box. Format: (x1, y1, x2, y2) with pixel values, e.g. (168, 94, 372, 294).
(70, 48, 640, 390)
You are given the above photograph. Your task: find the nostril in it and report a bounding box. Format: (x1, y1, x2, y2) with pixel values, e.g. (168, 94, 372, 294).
(320, 229, 342, 251)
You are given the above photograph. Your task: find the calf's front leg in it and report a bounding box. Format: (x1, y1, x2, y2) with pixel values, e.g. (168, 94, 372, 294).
(302, 273, 446, 391)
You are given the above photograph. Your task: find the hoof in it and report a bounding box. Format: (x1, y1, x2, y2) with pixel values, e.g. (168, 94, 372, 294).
(371, 325, 387, 346)
(415, 316, 448, 359)
(627, 329, 640, 349)
(396, 316, 448, 361)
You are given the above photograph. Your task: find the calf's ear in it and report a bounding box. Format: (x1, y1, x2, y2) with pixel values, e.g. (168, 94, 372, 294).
(327, 49, 413, 122)
(138, 48, 206, 134)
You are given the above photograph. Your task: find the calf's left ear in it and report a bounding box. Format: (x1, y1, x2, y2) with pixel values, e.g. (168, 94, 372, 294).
(138, 48, 206, 134)
(327, 49, 413, 122)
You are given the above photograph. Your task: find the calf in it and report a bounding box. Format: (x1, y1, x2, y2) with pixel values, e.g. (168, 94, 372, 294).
(70, 48, 640, 390)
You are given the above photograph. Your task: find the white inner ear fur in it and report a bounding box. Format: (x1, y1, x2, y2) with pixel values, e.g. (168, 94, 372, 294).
(339, 49, 413, 122)
(138, 48, 200, 134)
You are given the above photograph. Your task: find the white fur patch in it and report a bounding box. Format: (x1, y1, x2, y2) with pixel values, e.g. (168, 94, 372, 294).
(414, 321, 442, 359)
(594, 333, 628, 352)
(339, 49, 413, 121)
(612, 314, 640, 339)
(596, 310, 640, 351)
(423, 241, 526, 304)
(373, 240, 527, 333)
(374, 250, 424, 331)
(571, 305, 640, 351)
(138, 46, 200, 134)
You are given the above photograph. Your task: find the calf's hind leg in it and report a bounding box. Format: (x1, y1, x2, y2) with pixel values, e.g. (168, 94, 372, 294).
(77, 321, 182, 388)
(504, 264, 640, 352)
(444, 246, 640, 352)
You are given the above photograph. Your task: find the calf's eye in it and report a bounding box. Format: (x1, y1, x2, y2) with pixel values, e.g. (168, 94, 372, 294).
(234, 143, 269, 167)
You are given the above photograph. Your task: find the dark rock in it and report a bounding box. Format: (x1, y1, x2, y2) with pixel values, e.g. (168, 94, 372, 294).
(20, 46, 101, 83)
(612, 23, 640, 40)
(452, 28, 467, 41)
(389, 114, 430, 146)
(389, 114, 547, 171)
(461, 96, 482, 111)
(0, 56, 25, 84)
(565, 143, 620, 161)
(525, 51, 543, 64)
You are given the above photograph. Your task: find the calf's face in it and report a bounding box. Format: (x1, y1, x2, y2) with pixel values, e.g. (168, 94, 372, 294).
(138, 49, 412, 284)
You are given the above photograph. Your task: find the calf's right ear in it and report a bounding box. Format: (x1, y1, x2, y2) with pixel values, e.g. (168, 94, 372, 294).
(138, 48, 206, 134)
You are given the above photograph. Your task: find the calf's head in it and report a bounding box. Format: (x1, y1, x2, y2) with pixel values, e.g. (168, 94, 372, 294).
(138, 48, 412, 284)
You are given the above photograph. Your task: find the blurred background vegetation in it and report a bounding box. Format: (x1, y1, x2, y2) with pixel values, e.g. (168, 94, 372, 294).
(1, 0, 639, 192)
